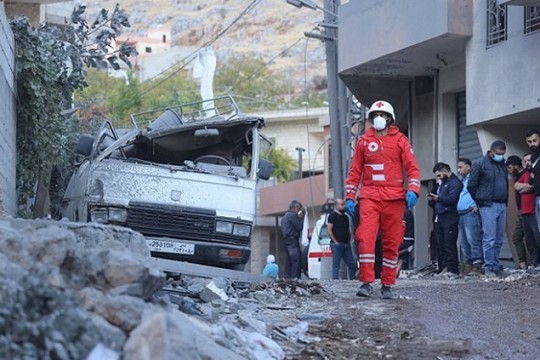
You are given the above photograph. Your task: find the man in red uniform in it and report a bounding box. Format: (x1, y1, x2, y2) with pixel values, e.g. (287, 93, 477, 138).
(345, 100, 421, 299)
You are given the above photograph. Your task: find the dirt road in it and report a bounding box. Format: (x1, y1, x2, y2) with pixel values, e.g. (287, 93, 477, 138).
(257, 273, 540, 359)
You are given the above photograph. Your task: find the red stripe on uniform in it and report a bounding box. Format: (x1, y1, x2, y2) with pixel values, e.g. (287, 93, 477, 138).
(308, 251, 333, 258)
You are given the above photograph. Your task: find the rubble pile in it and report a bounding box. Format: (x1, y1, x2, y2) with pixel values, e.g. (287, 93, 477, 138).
(0, 218, 326, 360)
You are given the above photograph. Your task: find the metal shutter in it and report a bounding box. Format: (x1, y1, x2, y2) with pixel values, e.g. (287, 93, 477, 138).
(457, 92, 483, 162)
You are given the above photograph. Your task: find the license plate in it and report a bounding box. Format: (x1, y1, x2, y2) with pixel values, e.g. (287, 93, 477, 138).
(146, 239, 195, 255)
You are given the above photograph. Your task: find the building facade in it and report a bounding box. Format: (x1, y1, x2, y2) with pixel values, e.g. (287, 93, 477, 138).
(251, 107, 331, 274)
(338, 0, 540, 266)
(0, 5, 17, 217)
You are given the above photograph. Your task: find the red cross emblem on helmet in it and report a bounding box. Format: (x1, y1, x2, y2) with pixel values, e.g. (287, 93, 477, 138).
(375, 101, 385, 108)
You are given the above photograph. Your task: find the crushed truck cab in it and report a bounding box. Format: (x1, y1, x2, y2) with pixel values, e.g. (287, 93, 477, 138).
(61, 96, 272, 269)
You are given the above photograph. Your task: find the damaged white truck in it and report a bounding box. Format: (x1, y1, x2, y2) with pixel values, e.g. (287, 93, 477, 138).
(61, 96, 272, 269)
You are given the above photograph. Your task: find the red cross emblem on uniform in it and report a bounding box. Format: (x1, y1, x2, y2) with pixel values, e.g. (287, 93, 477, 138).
(368, 142, 379, 152)
(375, 101, 385, 108)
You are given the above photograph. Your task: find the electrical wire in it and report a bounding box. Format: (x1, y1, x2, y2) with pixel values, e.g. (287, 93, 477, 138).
(242, 37, 305, 83)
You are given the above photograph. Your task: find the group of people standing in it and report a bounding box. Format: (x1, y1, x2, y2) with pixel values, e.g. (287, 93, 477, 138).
(428, 130, 540, 278)
(273, 98, 540, 300)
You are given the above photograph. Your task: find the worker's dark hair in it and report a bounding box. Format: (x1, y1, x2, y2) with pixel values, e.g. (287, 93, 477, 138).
(523, 152, 531, 158)
(432, 162, 449, 173)
(525, 128, 539, 137)
(289, 200, 303, 210)
(490, 140, 506, 150)
(458, 158, 472, 166)
(505, 155, 522, 167)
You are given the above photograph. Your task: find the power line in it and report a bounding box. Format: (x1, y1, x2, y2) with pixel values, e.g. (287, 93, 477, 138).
(139, 0, 263, 98)
(242, 37, 305, 82)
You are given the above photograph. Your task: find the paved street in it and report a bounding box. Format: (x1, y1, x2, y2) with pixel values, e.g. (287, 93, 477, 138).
(257, 273, 540, 359)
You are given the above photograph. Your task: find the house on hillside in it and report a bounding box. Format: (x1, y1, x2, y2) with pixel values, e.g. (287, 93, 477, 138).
(112, 29, 198, 81)
(338, 0, 540, 266)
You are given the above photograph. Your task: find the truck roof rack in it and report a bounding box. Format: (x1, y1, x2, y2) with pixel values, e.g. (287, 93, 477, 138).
(129, 96, 242, 130)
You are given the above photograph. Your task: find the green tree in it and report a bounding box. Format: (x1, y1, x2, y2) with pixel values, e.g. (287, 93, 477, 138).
(214, 53, 293, 112)
(11, 4, 136, 218)
(75, 68, 200, 126)
(267, 147, 296, 183)
(139, 71, 200, 111)
(109, 70, 143, 125)
(75, 68, 125, 130)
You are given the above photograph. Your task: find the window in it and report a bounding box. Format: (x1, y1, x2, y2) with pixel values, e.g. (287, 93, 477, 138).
(487, 0, 507, 47)
(525, 6, 540, 34)
(145, 47, 152, 53)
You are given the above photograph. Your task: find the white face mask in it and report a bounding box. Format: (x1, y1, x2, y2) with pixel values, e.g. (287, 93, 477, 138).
(373, 116, 387, 131)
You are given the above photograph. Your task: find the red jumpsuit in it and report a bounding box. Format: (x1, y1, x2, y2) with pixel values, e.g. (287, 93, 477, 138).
(345, 126, 421, 285)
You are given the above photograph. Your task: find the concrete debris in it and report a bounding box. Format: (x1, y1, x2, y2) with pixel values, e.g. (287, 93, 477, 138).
(0, 218, 304, 359)
(4, 218, 537, 359)
(200, 280, 229, 302)
(86, 343, 119, 360)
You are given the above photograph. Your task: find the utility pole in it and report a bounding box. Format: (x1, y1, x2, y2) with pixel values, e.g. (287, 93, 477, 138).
(323, 0, 344, 199)
(295, 147, 306, 179)
(286, 0, 346, 198)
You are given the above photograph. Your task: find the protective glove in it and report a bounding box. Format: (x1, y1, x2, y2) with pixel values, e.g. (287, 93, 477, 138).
(345, 199, 356, 217)
(406, 191, 418, 209)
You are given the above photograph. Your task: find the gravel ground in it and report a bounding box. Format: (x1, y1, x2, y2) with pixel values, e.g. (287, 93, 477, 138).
(252, 271, 540, 359)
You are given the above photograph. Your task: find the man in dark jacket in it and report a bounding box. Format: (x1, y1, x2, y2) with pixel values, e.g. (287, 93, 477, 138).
(280, 200, 305, 279)
(467, 140, 508, 276)
(428, 163, 463, 275)
(526, 129, 540, 233)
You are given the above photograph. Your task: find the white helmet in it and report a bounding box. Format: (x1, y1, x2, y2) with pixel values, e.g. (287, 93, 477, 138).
(367, 100, 395, 121)
(267, 254, 275, 264)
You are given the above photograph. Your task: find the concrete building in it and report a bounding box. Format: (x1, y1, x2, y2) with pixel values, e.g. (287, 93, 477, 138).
(0, 5, 17, 217)
(338, 0, 540, 266)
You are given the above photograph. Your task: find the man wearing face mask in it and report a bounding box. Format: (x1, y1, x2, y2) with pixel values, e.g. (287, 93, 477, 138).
(344, 100, 421, 299)
(467, 140, 508, 276)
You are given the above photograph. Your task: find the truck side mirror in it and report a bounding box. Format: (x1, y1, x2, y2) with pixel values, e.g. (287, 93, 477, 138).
(76, 134, 94, 156)
(257, 159, 272, 180)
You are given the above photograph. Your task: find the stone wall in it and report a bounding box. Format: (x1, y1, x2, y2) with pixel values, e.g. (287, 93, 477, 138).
(0, 6, 17, 217)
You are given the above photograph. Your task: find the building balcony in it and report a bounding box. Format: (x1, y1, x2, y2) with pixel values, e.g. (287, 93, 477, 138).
(498, 0, 540, 6)
(338, 0, 472, 105)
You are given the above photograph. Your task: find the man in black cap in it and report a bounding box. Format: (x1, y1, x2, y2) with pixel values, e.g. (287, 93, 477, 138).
(468, 140, 508, 276)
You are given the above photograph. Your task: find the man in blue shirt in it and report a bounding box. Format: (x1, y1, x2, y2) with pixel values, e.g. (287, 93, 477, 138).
(456, 158, 483, 274)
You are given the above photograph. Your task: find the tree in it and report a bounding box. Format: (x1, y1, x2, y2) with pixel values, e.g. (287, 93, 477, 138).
(75, 68, 201, 127)
(11, 4, 137, 218)
(214, 53, 294, 112)
(267, 147, 296, 183)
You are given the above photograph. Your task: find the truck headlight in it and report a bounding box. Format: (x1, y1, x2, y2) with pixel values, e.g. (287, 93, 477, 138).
(216, 221, 233, 234)
(108, 207, 128, 223)
(90, 206, 128, 224)
(233, 224, 251, 237)
(90, 208, 108, 224)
